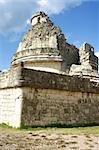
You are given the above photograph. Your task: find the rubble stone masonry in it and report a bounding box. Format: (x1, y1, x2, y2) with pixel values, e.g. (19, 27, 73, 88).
(0, 67, 99, 127)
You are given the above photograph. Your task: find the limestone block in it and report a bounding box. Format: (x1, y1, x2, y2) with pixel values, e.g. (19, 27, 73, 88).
(0, 88, 23, 128)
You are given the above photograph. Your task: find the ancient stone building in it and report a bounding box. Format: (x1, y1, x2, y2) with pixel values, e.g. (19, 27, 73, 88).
(0, 12, 99, 128)
(12, 12, 80, 73)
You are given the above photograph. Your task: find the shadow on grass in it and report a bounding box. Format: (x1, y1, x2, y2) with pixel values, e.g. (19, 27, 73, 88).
(0, 122, 99, 131)
(20, 122, 99, 130)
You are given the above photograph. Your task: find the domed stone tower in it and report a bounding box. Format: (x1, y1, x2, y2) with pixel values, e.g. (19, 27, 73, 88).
(12, 11, 79, 73)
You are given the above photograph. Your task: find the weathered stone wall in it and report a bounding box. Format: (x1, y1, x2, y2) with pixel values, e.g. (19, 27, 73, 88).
(57, 36, 79, 72)
(0, 68, 21, 88)
(19, 68, 99, 127)
(20, 68, 99, 94)
(21, 88, 99, 127)
(79, 43, 98, 71)
(0, 68, 23, 128)
(24, 61, 63, 73)
(0, 67, 99, 127)
(0, 88, 23, 128)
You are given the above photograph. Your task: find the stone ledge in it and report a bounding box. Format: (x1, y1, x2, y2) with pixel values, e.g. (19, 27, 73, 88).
(20, 68, 99, 93)
(0, 67, 98, 94)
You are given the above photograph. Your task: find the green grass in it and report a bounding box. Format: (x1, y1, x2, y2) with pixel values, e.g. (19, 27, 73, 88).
(56, 126, 99, 134)
(0, 123, 99, 134)
(0, 123, 12, 129)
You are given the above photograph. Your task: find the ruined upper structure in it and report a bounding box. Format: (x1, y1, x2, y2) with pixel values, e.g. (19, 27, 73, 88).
(12, 11, 98, 76)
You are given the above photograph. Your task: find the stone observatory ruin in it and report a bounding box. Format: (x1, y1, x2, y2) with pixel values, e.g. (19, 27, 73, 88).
(0, 12, 99, 128)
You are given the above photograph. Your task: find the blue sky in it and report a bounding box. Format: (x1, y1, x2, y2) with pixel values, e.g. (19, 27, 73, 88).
(0, 0, 99, 70)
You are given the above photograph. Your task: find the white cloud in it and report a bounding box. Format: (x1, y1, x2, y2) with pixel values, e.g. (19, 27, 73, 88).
(0, 0, 5, 4)
(0, 0, 38, 35)
(0, 0, 89, 37)
(37, 0, 82, 14)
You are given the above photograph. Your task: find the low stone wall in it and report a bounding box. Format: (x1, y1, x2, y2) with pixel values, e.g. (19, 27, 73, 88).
(0, 67, 99, 127)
